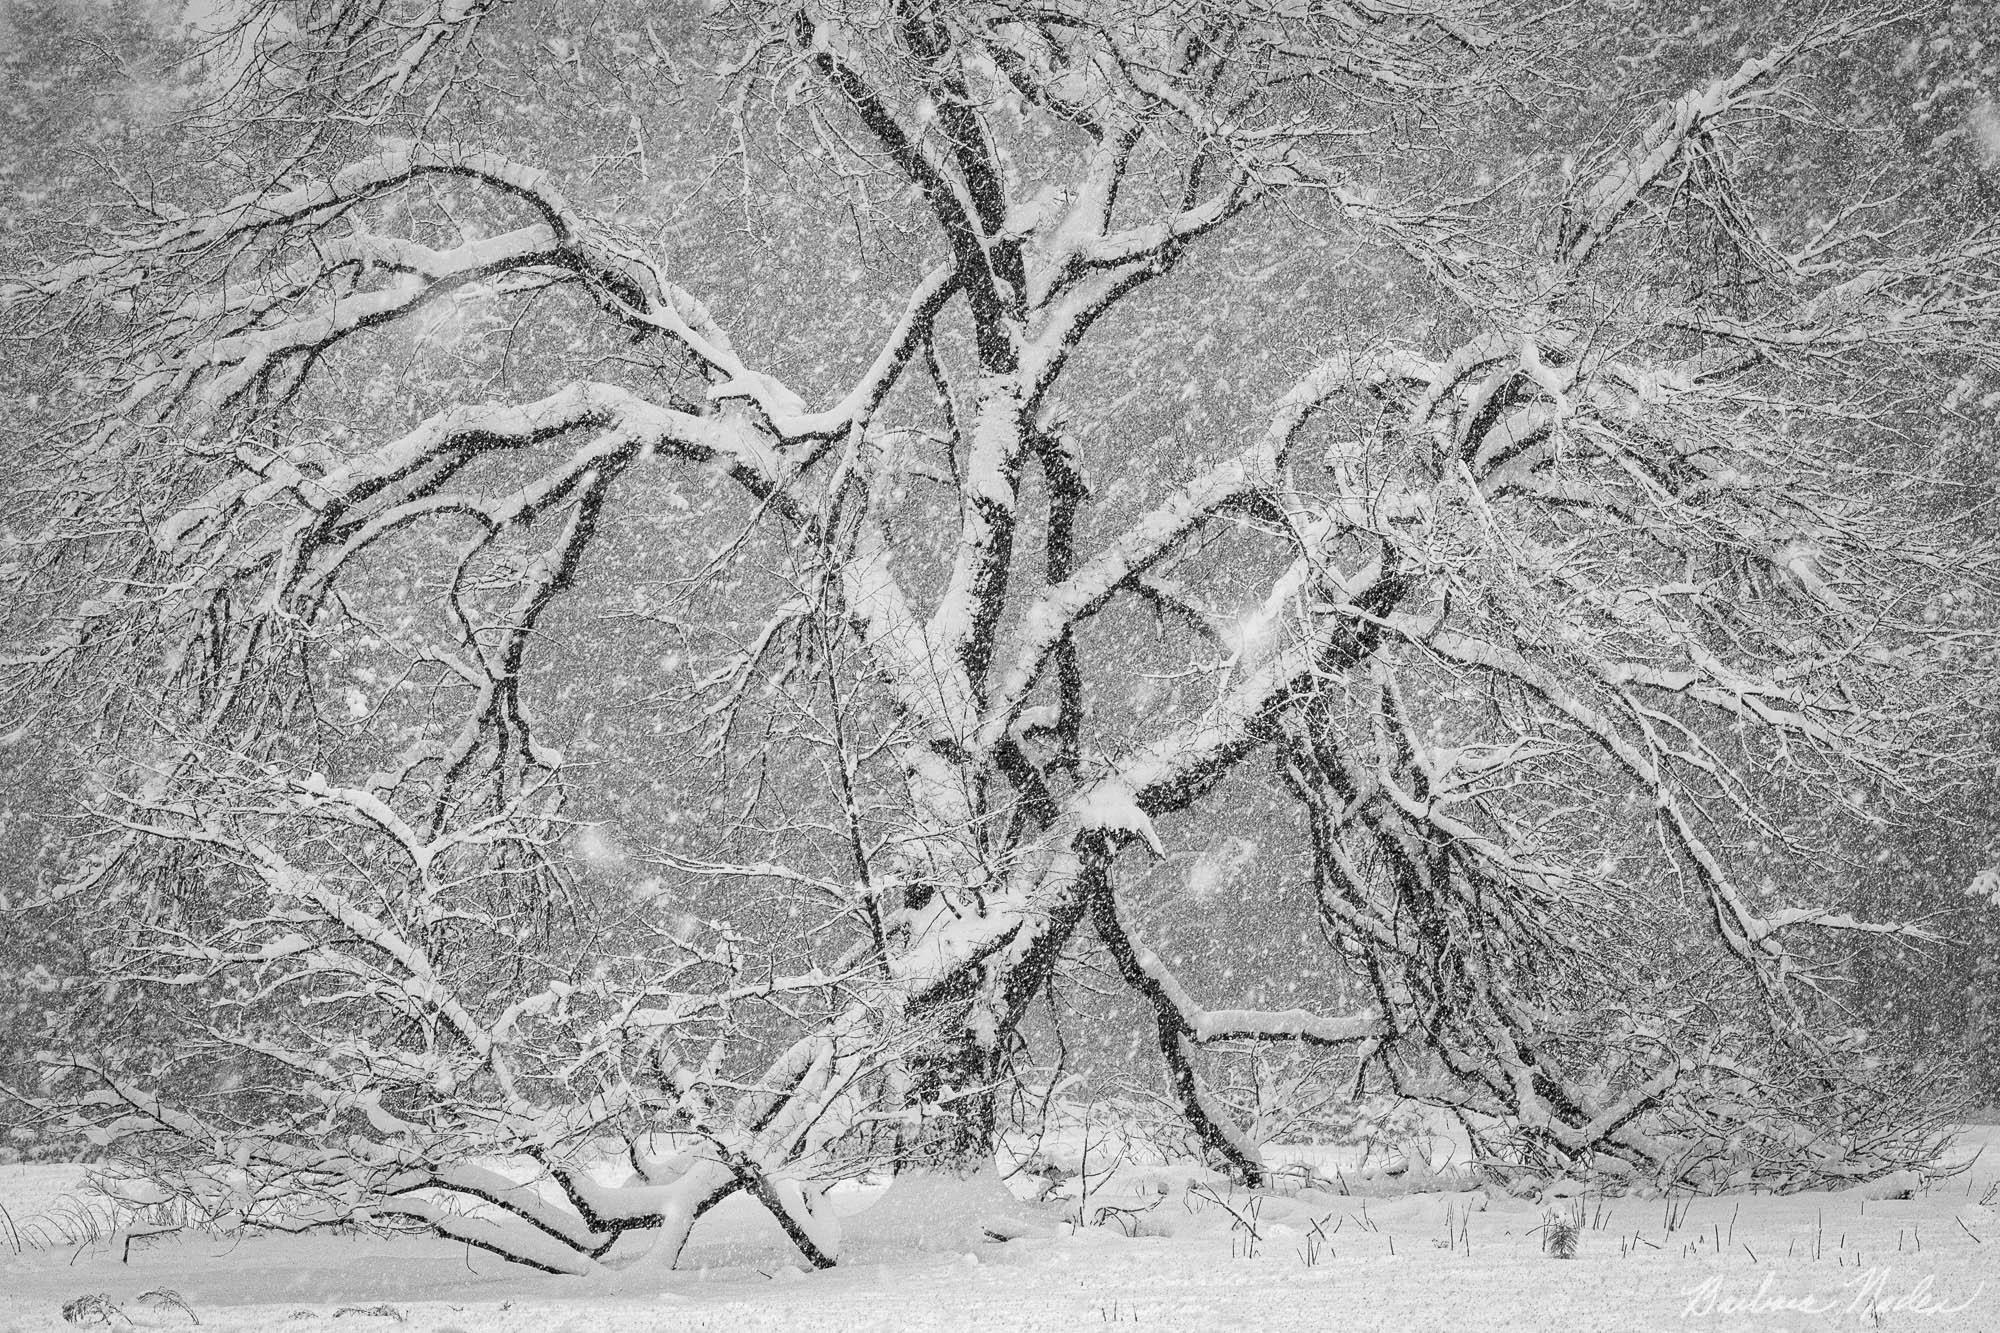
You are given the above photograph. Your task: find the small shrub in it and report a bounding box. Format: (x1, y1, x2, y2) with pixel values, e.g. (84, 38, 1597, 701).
(1544, 1206, 1581, 1259)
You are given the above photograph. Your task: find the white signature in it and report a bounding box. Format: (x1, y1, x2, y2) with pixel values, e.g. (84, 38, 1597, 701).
(1683, 1270, 1985, 1319)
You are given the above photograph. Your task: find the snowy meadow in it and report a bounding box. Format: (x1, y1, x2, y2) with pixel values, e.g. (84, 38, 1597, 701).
(2, 1123, 1995, 1332)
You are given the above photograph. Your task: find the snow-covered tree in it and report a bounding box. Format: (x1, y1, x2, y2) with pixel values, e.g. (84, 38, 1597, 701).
(4, 0, 1997, 1274)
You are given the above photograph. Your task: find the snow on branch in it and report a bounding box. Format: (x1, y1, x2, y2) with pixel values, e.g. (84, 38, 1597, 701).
(1369, 613, 1942, 996)
(1087, 865, 1382, 1189)
(1561, 44, 1800, 270)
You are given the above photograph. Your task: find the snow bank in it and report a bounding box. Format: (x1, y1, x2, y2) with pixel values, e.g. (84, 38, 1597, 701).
(0, 1128, 1992, 1331)
(841, 1170, 1057, 1256)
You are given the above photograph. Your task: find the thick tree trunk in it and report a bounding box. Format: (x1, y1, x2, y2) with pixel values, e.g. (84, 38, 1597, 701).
(895, 861, 1095, 1173)
(903, 1039, 1005, 1174)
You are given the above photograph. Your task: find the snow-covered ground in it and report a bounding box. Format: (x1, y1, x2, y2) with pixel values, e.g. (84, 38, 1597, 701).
(1, 1127, 1993, 1332)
